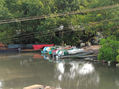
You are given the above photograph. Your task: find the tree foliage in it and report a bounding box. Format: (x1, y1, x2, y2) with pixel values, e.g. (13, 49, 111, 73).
(98, 36, 119, 61)
(0, 0, 119, 45)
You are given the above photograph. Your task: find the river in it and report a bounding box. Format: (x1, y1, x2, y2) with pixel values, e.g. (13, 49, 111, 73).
(0, 53, 119, 89)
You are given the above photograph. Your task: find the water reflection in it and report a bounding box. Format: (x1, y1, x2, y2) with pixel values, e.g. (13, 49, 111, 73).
(0, 53, 119, 89)
(0, 81, 3, 89)
(56, 61, 65, 81)
(55, 61, 100, 89)
(115, 80, 119, 86)
(79, 63, 95, 75)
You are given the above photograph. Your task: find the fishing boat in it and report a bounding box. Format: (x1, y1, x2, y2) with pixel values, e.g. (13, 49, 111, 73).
(67, 48, 85, 55)
(60, 51, 95, 59)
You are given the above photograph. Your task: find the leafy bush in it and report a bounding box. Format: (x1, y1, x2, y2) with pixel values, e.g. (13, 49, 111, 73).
(98, 36, 119, 62)
(116, 50, 119, 62)
(116, 55, 119, 62)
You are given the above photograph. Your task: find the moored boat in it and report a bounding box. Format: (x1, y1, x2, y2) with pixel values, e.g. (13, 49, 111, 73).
(67, 48, 85, 55)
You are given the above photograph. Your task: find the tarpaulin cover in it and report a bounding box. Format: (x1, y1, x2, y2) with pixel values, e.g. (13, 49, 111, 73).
(33, 44, 54, 50)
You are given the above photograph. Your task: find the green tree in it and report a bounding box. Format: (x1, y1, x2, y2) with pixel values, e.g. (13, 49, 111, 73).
(98, 36, 119, 62)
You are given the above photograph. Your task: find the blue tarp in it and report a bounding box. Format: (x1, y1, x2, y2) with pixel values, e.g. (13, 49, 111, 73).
(8, 44, 25, 49)
(25, 44, 33, 49)
(8, 44, 34, 49)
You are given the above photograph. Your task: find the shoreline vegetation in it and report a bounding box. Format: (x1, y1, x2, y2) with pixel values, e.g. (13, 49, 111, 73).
(0, 0, 118, 65)
(0, 43, 119, 66)
(0, 44, 100, 53)
(0, 0, 119, 89)
(0, 0, 119, 46)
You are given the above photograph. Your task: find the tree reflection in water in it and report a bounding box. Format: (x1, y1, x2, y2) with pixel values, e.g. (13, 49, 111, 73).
(54, 61, 100, 89)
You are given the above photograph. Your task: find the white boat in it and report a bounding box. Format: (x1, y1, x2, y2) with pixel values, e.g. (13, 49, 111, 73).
(67, 48, 85, 55)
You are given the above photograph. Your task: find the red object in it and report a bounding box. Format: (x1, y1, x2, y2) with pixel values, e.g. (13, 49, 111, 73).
(52, 49, 57, 53)
(64, 47, 72, 49)
(33, 54, 44, 59)
(0, 43, 5, 47)
(33, 44, 54, 50)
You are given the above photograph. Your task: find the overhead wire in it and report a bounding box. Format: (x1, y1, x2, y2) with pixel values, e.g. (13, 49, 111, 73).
(9, 22, 119, 40)
(0, 4, 119, 24)
(1, 4, 119, 42)
(1, 23, 119, 42)
(2, 18, 118, 41)
(11, 17, 119, 38)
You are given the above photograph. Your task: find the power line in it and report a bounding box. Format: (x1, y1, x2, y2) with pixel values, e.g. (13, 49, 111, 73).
(0, 4, 119, 24)
(1, 23, 119, 42)
(1, 17, 118, 42)
(11, 21, 119, 40)
(12, 18, 119, 38)
(11, 24, 119, 41)
(1, 17, 119, 41)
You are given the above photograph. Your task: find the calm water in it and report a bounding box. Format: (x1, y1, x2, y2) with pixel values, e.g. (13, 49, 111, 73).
(0, 53, 119, 89)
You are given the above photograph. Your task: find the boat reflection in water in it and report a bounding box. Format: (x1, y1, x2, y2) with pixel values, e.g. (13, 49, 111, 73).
(0, 81, 3, 89)
(54, 61, 100, 89)
(56, 61, 65, 81)
(78, 63, 95, 75)
(41, 54, 100, 89)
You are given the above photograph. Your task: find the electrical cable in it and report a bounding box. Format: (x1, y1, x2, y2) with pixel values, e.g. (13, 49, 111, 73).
(0, 4, 119, 24)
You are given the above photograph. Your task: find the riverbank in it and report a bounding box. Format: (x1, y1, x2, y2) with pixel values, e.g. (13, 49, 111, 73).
(83, 45, 100, 58)
(0, 48, 41, 53)
(0, 45, 100, 56)
(0, 45, 100, 53)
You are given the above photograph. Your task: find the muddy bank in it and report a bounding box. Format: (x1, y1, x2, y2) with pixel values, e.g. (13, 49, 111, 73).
(83, 45, 100, 55)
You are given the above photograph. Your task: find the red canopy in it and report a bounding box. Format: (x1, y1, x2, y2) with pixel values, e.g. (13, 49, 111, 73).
(0, 43, 5, 47)
(33, 44, 54, 50)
